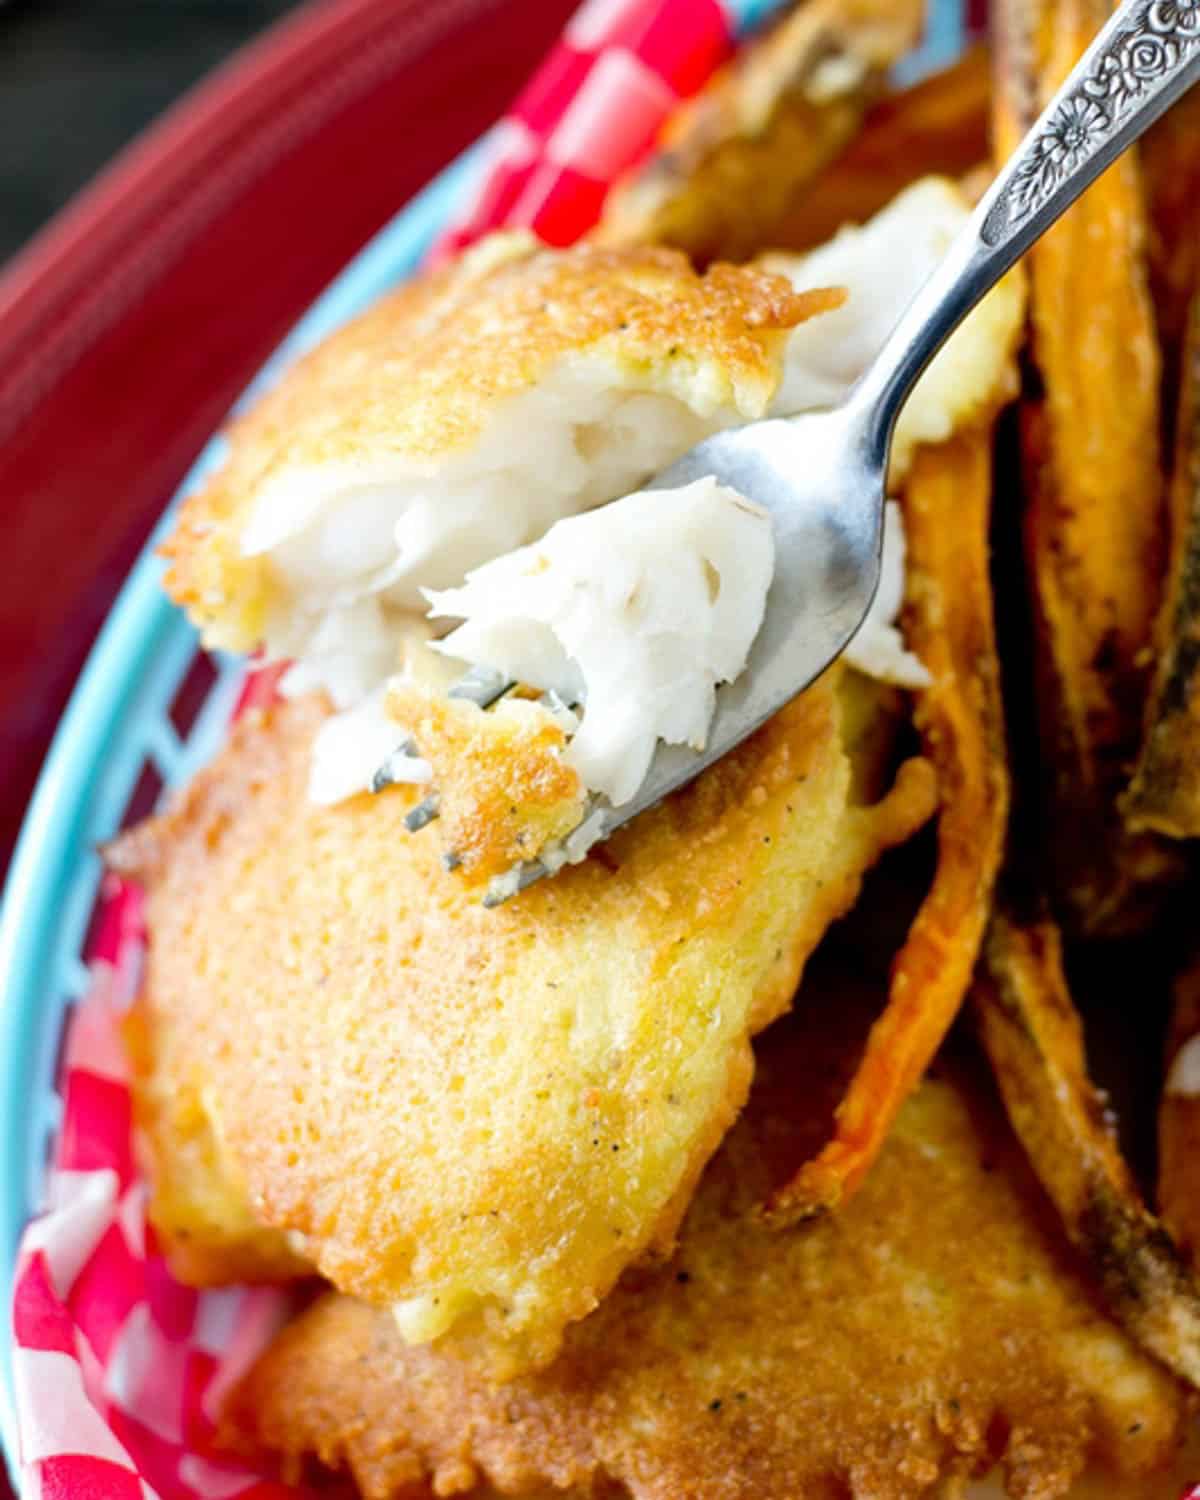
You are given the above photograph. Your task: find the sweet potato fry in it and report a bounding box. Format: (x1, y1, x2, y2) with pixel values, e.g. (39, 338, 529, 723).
(593, 0, 923, 263)
(769, 45, 991, 252)
(1124, 293, 1200, 837)
(976, 910, 1200, 1389)
(1158, 951, 1200, 1260)
(767, 421, 1011, 1222)
(1126, 95, 1200, 840)
(992, 0, 1177, 934)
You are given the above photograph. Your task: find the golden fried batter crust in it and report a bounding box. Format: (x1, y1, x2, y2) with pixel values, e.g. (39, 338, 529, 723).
(230, 988, 1185, 1500)
(110, 673, 935, 1375)
(121, 1001, 309, 1287)
(385, 687, 587, 884)
(161, 236, 840, 651)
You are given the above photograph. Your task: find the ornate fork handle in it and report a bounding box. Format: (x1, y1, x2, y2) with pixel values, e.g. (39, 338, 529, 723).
(852, 0, 1200, 465)
(985, 1, 1200, 242)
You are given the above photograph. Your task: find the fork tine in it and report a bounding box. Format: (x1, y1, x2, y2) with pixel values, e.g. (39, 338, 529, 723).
(405, 794, 441, 832)
(536, 688, 581, 728)
(448, 664, 513, 708)
(370, 739, 422, 794)
(480, 803, 609, 906)
(483, 859, 549, 908)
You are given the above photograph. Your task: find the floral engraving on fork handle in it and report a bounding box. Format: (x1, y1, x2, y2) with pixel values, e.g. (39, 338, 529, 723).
(981, 0, 1200, 246)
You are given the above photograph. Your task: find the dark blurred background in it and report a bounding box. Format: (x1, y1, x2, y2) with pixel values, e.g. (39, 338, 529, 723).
(0, 0, 305, 266)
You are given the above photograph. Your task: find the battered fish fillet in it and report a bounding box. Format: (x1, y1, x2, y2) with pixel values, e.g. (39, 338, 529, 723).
(161, 236, 835, 657)
(229, 981, 1185, 1500)
(109, 668, 935, 1375)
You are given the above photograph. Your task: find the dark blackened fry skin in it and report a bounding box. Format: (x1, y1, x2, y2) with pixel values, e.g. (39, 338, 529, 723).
(1124, 295, 1200, 837)
(160, 242, 822, 657)
(1140, 87, 1200, 426)
(1120, 31, 1200, 841)
(992, 0, 1181, 936)
(976, 911, 1200, 1389)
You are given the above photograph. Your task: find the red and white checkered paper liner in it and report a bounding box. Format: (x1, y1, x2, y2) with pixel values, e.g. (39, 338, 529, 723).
(7, 2, 986, 1497)
(435, 0, 735, 255)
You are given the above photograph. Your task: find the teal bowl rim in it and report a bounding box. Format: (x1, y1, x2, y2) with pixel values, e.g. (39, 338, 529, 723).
(0, 142, 482, 1475)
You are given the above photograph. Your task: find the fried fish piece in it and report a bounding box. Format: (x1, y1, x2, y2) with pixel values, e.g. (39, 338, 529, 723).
(229, 987, 1185, 1500)
(160, 235, 840, 823)
(992, 0, 1178, 935)
(109, 667, 935, 1376)
(394, 473, 782, 885)
(593, 0, 923, 263)
(120, 1000, 309, 1287)
(161, 236, 831, 660)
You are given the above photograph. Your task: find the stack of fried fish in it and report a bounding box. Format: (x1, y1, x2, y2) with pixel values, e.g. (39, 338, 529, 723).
(107, 1, 1200, 1495)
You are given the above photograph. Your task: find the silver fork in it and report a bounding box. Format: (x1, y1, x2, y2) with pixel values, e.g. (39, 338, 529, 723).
(400, 0, 1200, 904)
